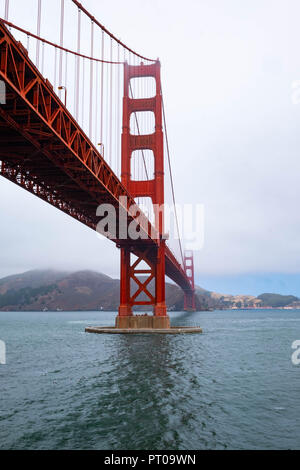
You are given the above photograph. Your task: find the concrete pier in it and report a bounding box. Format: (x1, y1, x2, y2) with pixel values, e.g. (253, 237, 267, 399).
(115, 314, 170, 329)
(86, 314, 202, 335)
(85, 326, 203, 335)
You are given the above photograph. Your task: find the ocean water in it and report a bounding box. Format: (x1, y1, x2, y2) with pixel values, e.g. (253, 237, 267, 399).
(0, 309, 299, 450)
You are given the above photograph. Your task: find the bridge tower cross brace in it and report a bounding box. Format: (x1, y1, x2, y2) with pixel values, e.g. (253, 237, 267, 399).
(117, 60, 169, 327)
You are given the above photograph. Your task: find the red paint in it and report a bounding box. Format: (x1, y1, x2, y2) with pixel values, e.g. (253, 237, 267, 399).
(0, 21, 195, 317)
(118, 61, 167, 317)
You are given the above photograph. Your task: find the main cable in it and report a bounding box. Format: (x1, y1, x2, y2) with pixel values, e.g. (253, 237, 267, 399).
(0, 18, 123, 65)
(71, 0, 155, 63)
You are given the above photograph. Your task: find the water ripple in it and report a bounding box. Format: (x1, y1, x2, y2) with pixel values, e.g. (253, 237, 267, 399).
(0, 309, 300, 449)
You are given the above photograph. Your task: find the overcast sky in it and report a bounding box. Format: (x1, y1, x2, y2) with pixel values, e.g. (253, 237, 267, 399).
(1, 0, 300, 295)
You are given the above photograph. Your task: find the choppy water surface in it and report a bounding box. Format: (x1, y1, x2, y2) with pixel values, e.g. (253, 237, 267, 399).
(0, 309, 300, 450)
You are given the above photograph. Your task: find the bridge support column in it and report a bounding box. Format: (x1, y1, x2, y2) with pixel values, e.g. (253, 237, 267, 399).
(118, 247, 132, 317)
(116, 243, 170, 329)
(154, 240, 167, 317)
(184, 291, 196, 312)
(117, 60, 170, 329)
(183, 251, 196, 312)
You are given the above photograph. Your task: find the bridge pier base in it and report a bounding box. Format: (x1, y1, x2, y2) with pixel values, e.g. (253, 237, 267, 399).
(154, 304, 168, 317)
(115, 314, 170, 330)
(118, 305, 132, 316)
(117, 241, 169, 329)
(183, 252, 196, 312)
(184, 292, 196, 312)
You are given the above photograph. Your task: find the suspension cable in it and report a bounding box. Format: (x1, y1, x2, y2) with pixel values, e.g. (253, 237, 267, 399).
(116, 43, 120, 177)
(71, 0, 155, 63)
(89, 20, 94, 139)
(100, 30, 105, 146)
(109, 38, 113, 165)
(59, 0, 64, 99)
(75, 7, 81, 120)
(41, 41, 45, 75)
(54, 47, 57, 90)
(4, 0, 9, 20)
(81, 57, 85, 128)
(0, 18, 123, 65)
(36, 0, 42, 68)
(161, 90, 184, 267)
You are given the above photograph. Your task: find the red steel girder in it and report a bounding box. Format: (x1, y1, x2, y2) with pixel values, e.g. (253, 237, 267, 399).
(0, 19, 192, 295)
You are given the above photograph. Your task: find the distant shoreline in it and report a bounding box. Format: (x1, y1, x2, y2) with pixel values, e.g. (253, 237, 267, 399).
(0, 270, 299, 312)
(1, 307, 300, 313)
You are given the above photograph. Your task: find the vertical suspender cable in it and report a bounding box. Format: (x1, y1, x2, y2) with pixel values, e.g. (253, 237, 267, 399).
(162, 91, 184, 266)
(109, 38, 113, 166)
(95, 59, 99, 145)
(54, 47, 57, 90)
(117, 43, 120, 177)
(64, 49, 68, 106)
(100, 31, 104, 149)
(122, 47, 126, 176)
(41, 41, 45, 75)
(82, 58, 85, 128)
(115, 44, 118, 174)
(65, 50, 68, 88)
(75, 8, 81, 120)
(59, 0, 65, 98)
(4, 0, 9, 20)
(36, 0, 42, 68)
(105, 54, 109, 160)
(89, 20, 94, 140)
(133, 55, 137, 184)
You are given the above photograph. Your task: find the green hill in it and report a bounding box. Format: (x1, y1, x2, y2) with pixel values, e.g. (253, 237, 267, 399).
(0, 270, 208, 312)
(257, 293, 299, 308)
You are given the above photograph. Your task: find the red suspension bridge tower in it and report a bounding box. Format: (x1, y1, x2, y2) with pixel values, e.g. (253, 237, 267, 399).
(184, 251, 196, 312)
(117, 60, 170, 329)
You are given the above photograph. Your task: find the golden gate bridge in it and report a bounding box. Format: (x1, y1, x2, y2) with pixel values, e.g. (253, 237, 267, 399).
(0, 0, 198, 330)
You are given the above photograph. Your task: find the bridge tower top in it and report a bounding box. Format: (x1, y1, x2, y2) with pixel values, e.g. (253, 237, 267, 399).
(121, 60, 164, 235)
